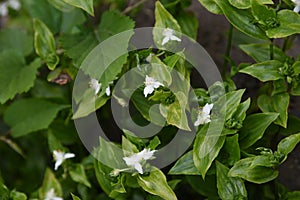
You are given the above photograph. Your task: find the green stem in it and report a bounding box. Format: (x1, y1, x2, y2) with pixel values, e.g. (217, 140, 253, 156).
(270, 39, 274, 60)
(222, 24, 233, 78)
(122, 0, 149, 14)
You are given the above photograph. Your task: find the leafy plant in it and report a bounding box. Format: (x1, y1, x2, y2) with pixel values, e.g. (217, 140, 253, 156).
(1, 0, 300, 199)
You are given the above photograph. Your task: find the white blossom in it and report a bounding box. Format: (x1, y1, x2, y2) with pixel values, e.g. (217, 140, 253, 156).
(89, 78, 112, 96)
(89, 78, 101, 95)
(123, 149, 156, 174)
(105, 85, 111, 96)
(292, 0, 300, 12)
(7, 0, 20, 10)
(53, 150, 75, 171)
(162, 28, 181, 46)
(144, 75, 163, 97)
(146, 53, 152, 63)
(194, 103, 213, 126)
(0, 0, 21, 17)
(45, 188, 63, 200)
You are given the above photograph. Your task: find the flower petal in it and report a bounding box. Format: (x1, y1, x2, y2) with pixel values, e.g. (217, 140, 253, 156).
(144, 85, 154, 97)
(64, 153, 75, 159)
(105, 86, 111, 96)
(170, 35, 181, 42)
(162, 36, 170, 46)
(134, 163, 143, 174)
(54, 159, 63, 171)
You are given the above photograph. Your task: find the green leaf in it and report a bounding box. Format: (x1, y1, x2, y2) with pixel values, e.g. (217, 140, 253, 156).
(0, 29, 33, 56)
(186, 175, 219, 198)
(4, 98, 69, 138)
(258, 92, 289, 127)
(277, 132, 300, 158)
(214, 89, 245, 120)
(82, 11, 134, 96)
(131, 89, 166, 126)
(228, 157, 278, 184)
(0, 51, 41, 104)
(69, 164, 92, 188)
(232, 98, 251, 123)
(168, 151, 201, 175)
(229, 0, 251, 9)
(0, 182, 9, 200)
(198, 0, 222, 14)
(280, 115, 300, 136)
(60, 9, 86, 33)
(9, 190, 27, 200)
(137, 168, 177, 200)
(176, 11, 198, 40)
(154, 1, 181, 48)
(285, 191, 300, 200)
(218, 135, 241, 166)
(94, 147, 128, 199)
(39, 168, 62, 199)
(47, 0, 73, 12)
(148, 136, 161, 150)
(239, 60, 283, 82)
(239, 43, 287, 62)
(98, 11, 135, 42)
(216, 161, 247, 200)
(62, 0, 94, 16)
(266, 10, 300, 38)
(71, 194, 82, 200)
(23, 0, 62, 33)
(47, 130, 65, 152)
(239, 113, 279, 149)
(193, 125, 226, 178)
(60, 32, 98, 67)
(251, 0, 278, 28)
(122, 136, 139, 156)
(214, 0, 267, 40)
(96, 137, 126, 169)
(33, 18, 59, 70)
(160, 92, 190, 131)
(72, 90, 110, 119)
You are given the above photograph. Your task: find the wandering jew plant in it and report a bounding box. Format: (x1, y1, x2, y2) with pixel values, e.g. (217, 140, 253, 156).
(1, 0, 300, 199)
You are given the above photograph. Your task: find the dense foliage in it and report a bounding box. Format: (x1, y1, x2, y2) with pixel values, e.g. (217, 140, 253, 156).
(1, 0, 300, 199)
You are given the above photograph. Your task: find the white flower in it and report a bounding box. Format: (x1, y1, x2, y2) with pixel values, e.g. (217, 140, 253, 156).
(161, 28, 181, 46)
(89, 78, 101, 95)
(45, 188, 63, 200)
(146, 53, 152, 63)
(7, 0, 20, 10)
(0, 0, 20, 17)
(144, 75, 164, 97)
(105, 85, 111, 96)
(292, 0, 300, 12)
(194, 103, 213, 126)
(53, 150, 75, 171)
(123, 149, 156, 174)
(89, 78, 112, 96)
(0, 2, 8, 16)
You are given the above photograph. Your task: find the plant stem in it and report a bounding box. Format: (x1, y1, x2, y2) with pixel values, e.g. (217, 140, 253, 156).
(270, 39, 274, 60)
(222, 24, 233, 78)
(122, 0, 149, 15)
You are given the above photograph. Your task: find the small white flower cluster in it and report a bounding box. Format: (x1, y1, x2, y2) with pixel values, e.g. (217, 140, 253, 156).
(292, 0, 300, 12)
(144, 75, 164, 97)
(123, 148, 156, 174)
(0, 0, 20, 17)
(53, 150, 75, 171)
(89, 78, 111, 96)
(45, 188, 63, 200)
(161, 28, 181, 46)
(194, 103, 213, 126)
